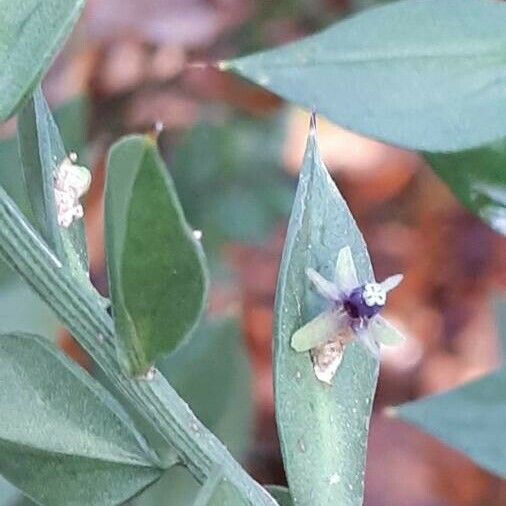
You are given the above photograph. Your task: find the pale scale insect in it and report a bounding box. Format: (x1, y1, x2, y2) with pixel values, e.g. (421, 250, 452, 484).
(53, 153, 91, 228)
(291, 246, 405, 384)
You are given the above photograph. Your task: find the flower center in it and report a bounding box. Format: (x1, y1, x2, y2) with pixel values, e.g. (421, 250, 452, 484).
(343, 284, 386, 319)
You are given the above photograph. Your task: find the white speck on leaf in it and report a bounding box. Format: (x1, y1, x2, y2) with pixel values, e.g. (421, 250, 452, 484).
(258, 75, 270, 86)
(329, 473, 340, 485)
(137, 366, 156, 381)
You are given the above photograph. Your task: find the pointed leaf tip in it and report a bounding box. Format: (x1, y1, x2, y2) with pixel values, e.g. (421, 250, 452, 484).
(309, 112, 317, 135)
(274, 116, 377, 505)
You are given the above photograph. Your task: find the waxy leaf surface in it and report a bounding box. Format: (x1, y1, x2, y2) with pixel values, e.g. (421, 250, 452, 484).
(105, 135, 208, 375)
(0, 0, 85, 120)
(273, 120, 378, 505)
(225, 0, 506, 151)
(396, 369, 506, 478)
(0, 333, 163, 505)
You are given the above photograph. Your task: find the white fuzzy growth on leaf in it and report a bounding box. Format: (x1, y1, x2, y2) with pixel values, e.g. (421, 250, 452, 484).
(54, 156, 91, 228)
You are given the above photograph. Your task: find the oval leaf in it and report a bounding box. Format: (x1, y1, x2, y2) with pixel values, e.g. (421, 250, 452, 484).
(273, 119, 378, 505)
(425, 141, 506, 235)
(394, 369, 506, 478)
(105, 135, 208, 376)
(0, 333, 164, 506)
(0, 0, 85, 120)
(224, 0, 506, 151)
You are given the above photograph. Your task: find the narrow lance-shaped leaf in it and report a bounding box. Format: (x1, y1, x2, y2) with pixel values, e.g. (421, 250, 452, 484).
(17, 87, 98, 296)
(53, 94, 90, 164)
(0, 0, 85, 120)
(0, 93, 88, 222)
(222, 0, 506, 152)
(393, 368, 506, 478)
(0, 333, 166, 506)
(273, 119, 378, 505)
(425, 141, 506, 235)
(105, 135, 208, 376)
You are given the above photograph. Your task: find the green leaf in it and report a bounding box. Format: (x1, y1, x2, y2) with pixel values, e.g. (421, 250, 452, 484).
(131, 317, 253, 506)
(105, 135, 208, 376)
(349, 0, 387, 11)
(160, 318, 252, 453)
(170, 117, 293, 257)
(264, 486, 293, 506)
(0, 93, 88, 222)
(223, 0, 506, 152)
(53, 94, 89, 163)
(0, 477, 20, 506)
(0, 333, 164, 506)
(193, 467, 249, 506)
(394, 368, 506, 478)
(493, 297, 506, 361)
(0, 137, 33, 284)
(273, 120, 378, 505)
(425, 141, 506, 235)
(0, 181, 274, 506)
(0, 93, 89, 287)
(0, 137, 32, 221)
(0, 280, 58, 339)
(0, 0, 85, 121)
(17, 87, 94, 292)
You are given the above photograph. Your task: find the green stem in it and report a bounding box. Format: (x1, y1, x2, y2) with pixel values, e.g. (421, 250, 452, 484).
(0, 186, 275, 506)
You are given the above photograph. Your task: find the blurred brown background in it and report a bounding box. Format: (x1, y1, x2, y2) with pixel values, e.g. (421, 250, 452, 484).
(2, 1, 505, 505)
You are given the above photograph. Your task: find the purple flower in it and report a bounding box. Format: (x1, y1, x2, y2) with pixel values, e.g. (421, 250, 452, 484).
(291, 246, 405, 384)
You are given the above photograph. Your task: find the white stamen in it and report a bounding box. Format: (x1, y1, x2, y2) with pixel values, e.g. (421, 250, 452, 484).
(362, 283, 386, 307)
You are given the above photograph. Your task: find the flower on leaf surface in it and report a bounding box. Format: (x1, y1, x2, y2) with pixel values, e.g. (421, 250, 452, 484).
(291, 246, 405, 384)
